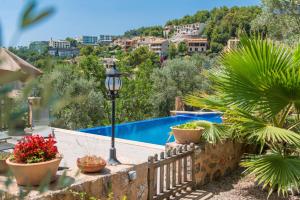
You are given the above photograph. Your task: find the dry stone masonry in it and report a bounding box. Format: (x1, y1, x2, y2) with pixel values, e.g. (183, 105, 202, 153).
(0, 140, 245, 200)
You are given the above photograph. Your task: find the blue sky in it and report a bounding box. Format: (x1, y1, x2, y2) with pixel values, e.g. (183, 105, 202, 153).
(0, 0, 260, 46)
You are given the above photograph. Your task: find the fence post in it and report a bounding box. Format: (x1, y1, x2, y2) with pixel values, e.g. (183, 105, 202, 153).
(148, 156, 155, 200)
(183, 145, 188, 182)
(159, 152, 165, 195)
(190, 143, 196, 189)
(172, 148, 177, 189)
(177, 145, 183, 185)
(165, 150, 171, 191)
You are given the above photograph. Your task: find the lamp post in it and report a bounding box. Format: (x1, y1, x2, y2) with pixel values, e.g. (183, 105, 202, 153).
(105, 64, 122, 165)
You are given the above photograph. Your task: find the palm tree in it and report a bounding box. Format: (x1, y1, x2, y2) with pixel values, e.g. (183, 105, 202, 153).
(185, 37, 300, 197)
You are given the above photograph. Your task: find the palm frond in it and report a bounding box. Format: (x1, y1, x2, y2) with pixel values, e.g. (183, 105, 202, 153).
(219, 37, 300, 118)
(241, 153, 300, 197)
(195, 120, 229, 144)
(250, 125, 300, 148)
(184, 93, 227, 112)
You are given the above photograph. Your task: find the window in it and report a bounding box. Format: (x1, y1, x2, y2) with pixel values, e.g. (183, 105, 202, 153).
(195, 48, 198, 51)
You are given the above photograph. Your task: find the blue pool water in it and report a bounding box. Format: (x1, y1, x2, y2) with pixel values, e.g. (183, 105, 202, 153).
(80, 113, 222, 146)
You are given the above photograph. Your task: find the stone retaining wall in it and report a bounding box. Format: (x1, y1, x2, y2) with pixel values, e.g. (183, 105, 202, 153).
(1, 141, 244, 200)
(166, 140, 244, 187)
(34, 163, 148, 200)
(0, 163, 149, 200)
(193, 141, 244, 186)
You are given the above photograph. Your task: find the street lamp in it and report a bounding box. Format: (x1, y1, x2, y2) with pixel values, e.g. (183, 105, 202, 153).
(105, 64, 122, 165)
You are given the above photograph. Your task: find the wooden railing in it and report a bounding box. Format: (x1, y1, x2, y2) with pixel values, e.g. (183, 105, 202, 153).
(148, 143, 195, 200)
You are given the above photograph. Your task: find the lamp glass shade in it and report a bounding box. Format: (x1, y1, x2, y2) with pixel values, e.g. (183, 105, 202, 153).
(105, 76, 122, 91)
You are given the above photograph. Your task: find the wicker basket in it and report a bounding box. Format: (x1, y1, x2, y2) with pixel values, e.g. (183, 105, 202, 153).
(77, 156, 106, 173)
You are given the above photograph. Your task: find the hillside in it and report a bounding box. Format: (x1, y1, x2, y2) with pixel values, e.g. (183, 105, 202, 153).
(123, 6, 261, 53)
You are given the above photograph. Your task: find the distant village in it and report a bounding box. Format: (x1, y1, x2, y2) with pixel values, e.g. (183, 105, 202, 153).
(28, 23, 239, 58)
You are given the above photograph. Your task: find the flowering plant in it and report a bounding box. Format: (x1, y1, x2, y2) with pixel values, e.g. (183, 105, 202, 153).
(13, 135, 58, 164)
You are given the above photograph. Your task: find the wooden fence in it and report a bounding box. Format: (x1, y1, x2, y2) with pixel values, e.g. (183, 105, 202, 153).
(148, 143, 195, 200)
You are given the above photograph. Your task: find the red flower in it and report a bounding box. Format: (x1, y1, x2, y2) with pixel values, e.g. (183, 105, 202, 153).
(13, 135, 58, 164)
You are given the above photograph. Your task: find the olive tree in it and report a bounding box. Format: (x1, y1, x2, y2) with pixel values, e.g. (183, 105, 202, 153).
(151, 58, 208, 116)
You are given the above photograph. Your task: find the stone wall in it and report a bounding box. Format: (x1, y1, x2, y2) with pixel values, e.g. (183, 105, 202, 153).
(31, 163, 148, 200)
(0, 163, 148, 200)
(166, 140, 244, 187)
(2, 141, 245, 200)
(193, 141, 244, 186)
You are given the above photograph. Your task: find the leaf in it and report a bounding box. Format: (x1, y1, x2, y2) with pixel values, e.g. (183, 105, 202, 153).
(195, 120, 228, 144)
(28, 8, 55, 27)
(20, 0, 55, 30)
(250, 125, 300, 148)
(241, 153, 300, 197)
(184, 93, 227, 112)
(219, 37, 300, 117)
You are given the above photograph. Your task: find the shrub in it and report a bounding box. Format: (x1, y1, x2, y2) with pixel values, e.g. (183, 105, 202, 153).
(175, 122, 199, 129)
(13, 135, 58, 164)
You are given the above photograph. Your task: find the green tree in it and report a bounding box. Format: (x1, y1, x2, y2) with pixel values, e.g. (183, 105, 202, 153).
(251, 0, 300, 44)
(39, 64, 105, 129)
(151, 58, 207, 116)
(66, 37, 78, 47)
(204, 6, 261, 52)
(177, 42, 188, 55)
(117, 46, 160, 121)
(168, 43, 177, 59)
(185, 37, 300, 197)
(124, 26, 163, 37)
(80, 46, 94, 56)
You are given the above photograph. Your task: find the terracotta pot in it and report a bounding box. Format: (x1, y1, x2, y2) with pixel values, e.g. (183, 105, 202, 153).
(6, 157, 62, 186)
(77, 156, 106, 173)
(171, 127, 204, 144)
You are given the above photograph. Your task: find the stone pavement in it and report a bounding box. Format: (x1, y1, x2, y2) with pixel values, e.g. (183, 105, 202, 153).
(52, 128, 164, 168)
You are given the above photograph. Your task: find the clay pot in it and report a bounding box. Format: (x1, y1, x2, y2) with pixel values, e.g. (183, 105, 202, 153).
(6, 157, 62, 186)
(77, 156, 106, 173)
(171, 127, 204, 144)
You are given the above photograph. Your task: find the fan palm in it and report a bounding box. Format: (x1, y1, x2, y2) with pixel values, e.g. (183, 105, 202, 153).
(185, 37, 300, 197)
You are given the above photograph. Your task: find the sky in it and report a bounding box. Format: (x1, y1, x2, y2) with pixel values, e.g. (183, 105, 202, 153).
(0, 0, 260, 46)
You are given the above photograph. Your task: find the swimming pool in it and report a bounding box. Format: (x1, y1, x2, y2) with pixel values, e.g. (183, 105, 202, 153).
(80, 113, 222, 146)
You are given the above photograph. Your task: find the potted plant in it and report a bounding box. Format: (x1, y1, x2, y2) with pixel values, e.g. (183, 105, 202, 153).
(0, 152, 11, 173)
(6, 135, 62, 186)
(77, 155, 106, 173)
(171, 121, 204, 144)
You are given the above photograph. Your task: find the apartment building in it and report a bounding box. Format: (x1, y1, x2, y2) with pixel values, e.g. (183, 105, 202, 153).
(113, 38, 138, 51)
(49, 38, 71, 49)
(48, 38, 79, 57)
(163, 26, 173, 38)
(113, 36, 169, 56)
(48, 47, 79, 57)
(98, 35, 113, 44)
(77, 36, 98, 45)
(225, 38, 240, 51)
(174, 23, 202, 36)
(185, 38, 208, 53)
(138, 37, 169, 56)
(164, 23, 205, 39)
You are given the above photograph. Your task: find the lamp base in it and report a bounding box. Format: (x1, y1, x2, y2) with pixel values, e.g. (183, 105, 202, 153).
(108, 148, 121, 166)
